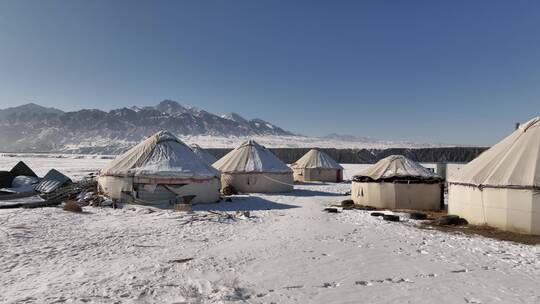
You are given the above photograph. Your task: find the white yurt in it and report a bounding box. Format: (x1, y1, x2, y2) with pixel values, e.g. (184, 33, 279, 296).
(98, 130, 221, 205)
(190, 144, 218, 165)
(212, 140, 293, 193)
(351, 155, 443, 210)
(291, 148, 343, 182)
(448, 116, 540, 234)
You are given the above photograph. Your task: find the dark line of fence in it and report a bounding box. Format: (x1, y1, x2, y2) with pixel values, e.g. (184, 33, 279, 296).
(206, 147, 488, 164)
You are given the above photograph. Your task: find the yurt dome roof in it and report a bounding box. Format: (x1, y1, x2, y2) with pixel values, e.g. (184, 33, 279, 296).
(291, 148, 343, 169)
(449, 116, 540, 189)
(212, 140, 292, 173)
(100, 130, 219, 178)
(190, 144, 218, 165)
(353, 155, 441, 182)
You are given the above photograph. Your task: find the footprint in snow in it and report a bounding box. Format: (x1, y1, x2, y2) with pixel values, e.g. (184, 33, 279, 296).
(451, 268, 470, 273)
(321, 282, 340, 288)
(356, 278, 413, 286)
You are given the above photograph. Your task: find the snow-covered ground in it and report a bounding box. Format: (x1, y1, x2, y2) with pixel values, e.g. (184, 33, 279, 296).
(176, 135, 446, 149)
(0, 156, 538, 303)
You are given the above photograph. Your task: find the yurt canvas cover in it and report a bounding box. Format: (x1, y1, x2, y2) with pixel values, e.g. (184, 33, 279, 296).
(213, 140, 291, 173)
(448, 116, 540, 234)
(352, 155, 442, 211)
(292, 149, 343, 170)
(98, 130, 220, 204)
(353, 155, 441, 183)
(101, 131, 218, 179)
(190, 144, 218, 165)
(213, 140, 293, 193)
(292, 149, 343, 182)
(449, 117, 540, 189)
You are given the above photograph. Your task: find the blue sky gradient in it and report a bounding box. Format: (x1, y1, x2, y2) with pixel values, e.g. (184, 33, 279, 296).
(0, 0, 539, 145)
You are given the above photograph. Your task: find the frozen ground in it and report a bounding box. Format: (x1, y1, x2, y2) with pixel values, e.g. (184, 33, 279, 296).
(0, 156, 538, 304)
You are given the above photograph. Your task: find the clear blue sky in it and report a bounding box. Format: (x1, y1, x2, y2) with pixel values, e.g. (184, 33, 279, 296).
(0, 0, 538, 145)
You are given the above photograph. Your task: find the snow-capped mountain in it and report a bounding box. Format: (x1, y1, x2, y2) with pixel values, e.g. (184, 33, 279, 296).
(0, 100, 294, 153)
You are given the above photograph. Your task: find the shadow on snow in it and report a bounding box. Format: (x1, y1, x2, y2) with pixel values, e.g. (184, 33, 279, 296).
(193, 195, 300, 212)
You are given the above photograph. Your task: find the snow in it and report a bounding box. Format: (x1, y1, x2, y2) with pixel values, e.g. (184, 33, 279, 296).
(177, 134, 447, 149)
(355, 155, 441, 180)
(214, 140, 292, 173)
(292, 149, 343, 169)
(0, 156, 539, 303)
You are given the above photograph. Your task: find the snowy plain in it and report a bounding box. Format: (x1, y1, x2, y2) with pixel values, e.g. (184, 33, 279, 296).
(0, 154, 539, 304)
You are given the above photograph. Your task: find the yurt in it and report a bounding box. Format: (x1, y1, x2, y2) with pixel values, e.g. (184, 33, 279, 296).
(351, 155, 443, 210)
(190, 144, 217, 165)
(212, 140, 293, 193)
(291, 148, 343, 182)
(98, 130, 221, 205)
(448, 116, 540, 234)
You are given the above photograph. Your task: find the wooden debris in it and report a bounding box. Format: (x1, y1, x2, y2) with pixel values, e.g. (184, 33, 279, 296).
(175, 203, 192, 212)
(63, 200, 83, 213)
(168, 257, 193, 264)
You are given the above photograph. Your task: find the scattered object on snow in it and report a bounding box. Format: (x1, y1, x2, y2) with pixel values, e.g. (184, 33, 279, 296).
(177, 210, 250, 225)
(174, 195, 197, 211)
(383, 214, 400, 222)
(291, 148, 343, 182)
(98, 130, 221, 205)
(283, 285, 304, 290)
(370, 212, 385, 217)
(409, 212, 428, 220)
(35, 169, 72, 194)
(213, 140, 293, 193)
(438, 215, 468, 226)
(351, 155, 443, 211)
(0, 161, 40, 200)
(175, 203, 192, 212)
(451, 268, 469, 273)
(63, 200, 83, 213)
(448, 116, 540, 235)
(354, 204, 376, 211)
(341, 199, 354, 208)
(324, 207, 339, 213)
(222, 185, 238, 196)
(168, 257, 193, 264)
(8, 161, 38, 178)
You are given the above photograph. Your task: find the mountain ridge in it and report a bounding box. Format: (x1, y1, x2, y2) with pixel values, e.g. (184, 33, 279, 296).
(0, 100, 295, 153)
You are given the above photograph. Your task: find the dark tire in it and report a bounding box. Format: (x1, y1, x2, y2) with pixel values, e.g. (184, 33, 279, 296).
(409, 212, 427, 220)
(222, 185, 237, 196)
(341, 199, 355, 207)
(324, 207, 339, 213)
(383, 214, 400, 222)
(370, 212, 385, 217)
(438, 215, 461, 225)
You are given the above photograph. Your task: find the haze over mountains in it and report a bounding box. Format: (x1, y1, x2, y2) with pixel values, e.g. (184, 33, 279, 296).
(0, 100, 445, 154)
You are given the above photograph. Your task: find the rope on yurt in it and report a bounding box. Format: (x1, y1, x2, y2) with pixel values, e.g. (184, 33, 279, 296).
(261, 174, 296, 187)
(480, 187, 487, 224)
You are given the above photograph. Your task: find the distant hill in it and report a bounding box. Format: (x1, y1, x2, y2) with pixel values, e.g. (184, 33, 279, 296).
(0, 100, 294, 153)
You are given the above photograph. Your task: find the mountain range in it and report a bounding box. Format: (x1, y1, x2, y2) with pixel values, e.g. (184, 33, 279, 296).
(0, 100, 293, 153)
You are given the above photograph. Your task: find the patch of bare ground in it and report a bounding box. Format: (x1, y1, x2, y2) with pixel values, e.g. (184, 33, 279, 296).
(346, 206, 540, 245)
(418, 221, 540, 245)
